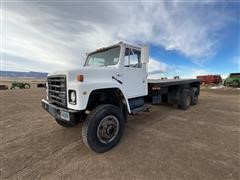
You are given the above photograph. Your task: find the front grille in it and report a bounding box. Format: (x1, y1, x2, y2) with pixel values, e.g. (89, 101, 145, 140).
(47, 75, 67, 107)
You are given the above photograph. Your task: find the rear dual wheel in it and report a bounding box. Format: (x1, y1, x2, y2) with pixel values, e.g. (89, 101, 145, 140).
(178, 89, 191, 110)
(190, 87, 199, 105)
(178, 87, 199, 110)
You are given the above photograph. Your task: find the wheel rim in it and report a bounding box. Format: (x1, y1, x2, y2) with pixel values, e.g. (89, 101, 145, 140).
(97, 115, 119, 144)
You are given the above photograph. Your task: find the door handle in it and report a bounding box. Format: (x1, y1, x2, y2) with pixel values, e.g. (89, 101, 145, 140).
(112, 76, 123, 84)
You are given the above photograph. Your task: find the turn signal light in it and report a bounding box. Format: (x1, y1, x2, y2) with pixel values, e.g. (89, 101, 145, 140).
(77, 74, 84, 82)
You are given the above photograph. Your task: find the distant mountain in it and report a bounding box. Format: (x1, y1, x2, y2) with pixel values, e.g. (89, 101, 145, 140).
(0, 71, 48, 78)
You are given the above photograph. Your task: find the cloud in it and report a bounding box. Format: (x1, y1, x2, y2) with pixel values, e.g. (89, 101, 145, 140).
(2, 1, 236, 72)
(3, 9, 76, 70)
(148, 58, 169, 74)
(189, 69, 210, 77)
(111, 2, 232, 61)
(2, 6, 116, 72)
(170, 66, 214, 79)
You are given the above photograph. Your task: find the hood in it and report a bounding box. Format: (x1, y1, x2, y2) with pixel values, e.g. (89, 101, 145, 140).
(48, 66, 119, 83)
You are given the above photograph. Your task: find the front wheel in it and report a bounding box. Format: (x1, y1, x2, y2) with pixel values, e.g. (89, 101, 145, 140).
(82, 104, 125, 153)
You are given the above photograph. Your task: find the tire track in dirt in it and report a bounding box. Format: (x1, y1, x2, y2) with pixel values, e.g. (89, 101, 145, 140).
(6, 141, 84, 179)
(1, 125, 82, 178)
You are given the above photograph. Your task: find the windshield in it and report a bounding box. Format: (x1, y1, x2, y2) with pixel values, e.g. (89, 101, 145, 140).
(85, 46, 120, 67)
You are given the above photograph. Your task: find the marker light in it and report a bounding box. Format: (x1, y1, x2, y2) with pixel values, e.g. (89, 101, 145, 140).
(77, 74, 84, 82)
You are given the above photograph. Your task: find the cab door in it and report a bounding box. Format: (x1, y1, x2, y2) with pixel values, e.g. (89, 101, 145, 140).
(121, 47, 147, 98)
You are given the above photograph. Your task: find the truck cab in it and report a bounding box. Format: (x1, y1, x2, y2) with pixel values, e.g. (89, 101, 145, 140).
(42, 42, 200, 153)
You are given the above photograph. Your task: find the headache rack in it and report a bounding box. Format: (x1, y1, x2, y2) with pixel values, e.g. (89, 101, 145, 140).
(47, 75, 67, 107)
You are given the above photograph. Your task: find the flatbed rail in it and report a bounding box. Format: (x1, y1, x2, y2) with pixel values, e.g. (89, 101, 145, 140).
(148, 79, 200, 86)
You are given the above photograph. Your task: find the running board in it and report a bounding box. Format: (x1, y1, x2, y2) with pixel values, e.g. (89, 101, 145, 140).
(131, 105, 151, 114)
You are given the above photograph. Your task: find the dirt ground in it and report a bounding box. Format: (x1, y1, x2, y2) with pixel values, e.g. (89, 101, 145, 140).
(0, 88, 239, 180)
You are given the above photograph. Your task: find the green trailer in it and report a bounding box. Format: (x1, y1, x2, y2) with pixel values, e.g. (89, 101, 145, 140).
(224, 73, 240, 87)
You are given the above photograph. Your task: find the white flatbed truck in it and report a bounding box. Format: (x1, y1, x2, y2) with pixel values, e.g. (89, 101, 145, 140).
(42, 42, 200, 153)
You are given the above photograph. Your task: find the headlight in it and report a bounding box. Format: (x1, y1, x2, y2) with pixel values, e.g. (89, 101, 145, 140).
(69, 90, 76, 104)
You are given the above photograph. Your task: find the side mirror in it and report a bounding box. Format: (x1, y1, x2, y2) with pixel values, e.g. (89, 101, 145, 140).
(141, 45, 149, 64)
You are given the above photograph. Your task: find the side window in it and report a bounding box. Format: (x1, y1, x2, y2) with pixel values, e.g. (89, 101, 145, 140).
(124, 48, 141, 68)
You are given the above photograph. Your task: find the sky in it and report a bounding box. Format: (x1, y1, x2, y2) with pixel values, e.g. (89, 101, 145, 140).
(1, 0, 240, 78)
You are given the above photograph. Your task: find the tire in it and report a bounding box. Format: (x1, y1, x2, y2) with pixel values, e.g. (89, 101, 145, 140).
(178, 89, 191, 110)
(190, 87, 199, 105)
(24, 83, 30, 89)
(55, 118, 76, 127)
(82, 104, 125, 153)
(232, 80, 239, 87)
(120, 103, 128, 122)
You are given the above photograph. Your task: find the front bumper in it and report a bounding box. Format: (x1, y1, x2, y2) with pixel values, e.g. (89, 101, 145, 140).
(41, 99, 82, 125)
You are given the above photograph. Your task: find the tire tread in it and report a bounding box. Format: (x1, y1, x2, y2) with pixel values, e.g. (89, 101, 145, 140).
(82, 104, 122, 151)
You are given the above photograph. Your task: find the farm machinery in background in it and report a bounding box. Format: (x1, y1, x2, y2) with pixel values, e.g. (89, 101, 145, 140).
(10, 81, 31, 89)
(197, 75, 222, 86)
(197, 73, 240, 88)
(0, 85, 8, 90)
(224, 73, 240, 87)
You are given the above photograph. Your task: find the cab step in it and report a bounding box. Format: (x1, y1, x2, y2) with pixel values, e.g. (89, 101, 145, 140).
(131, 105, 151, 114)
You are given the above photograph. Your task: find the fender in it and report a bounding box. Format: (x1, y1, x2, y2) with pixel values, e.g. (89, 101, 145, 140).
(67, 81, 131, 113)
